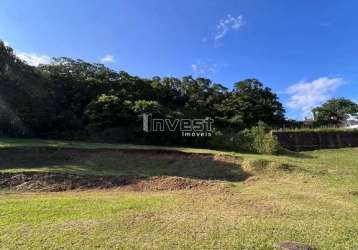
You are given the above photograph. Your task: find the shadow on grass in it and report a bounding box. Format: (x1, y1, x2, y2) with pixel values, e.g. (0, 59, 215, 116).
(279, 149, 316, 159)
(0, 148, 250, 182)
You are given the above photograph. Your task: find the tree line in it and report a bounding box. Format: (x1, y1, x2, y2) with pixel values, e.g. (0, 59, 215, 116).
(1, 40, 357, 150)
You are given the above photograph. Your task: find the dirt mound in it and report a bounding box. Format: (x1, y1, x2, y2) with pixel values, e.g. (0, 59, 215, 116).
(123, 176, 225, 192)
(0, 172, 226, 192)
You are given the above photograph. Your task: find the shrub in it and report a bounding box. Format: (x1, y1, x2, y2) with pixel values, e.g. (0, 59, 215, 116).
(209, 122, 281, 154)
(251, 121, 281, 154)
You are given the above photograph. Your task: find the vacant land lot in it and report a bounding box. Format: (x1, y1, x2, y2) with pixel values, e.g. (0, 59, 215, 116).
(0, 138, 358, 249)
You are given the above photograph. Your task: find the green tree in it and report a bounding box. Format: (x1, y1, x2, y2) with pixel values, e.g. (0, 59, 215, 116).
(312, 98, 358, 126)
(85, 94, 135, 127)
(218, 79, 285, 129)
(132, 100, 162, 115)
(0, 40, 50, 136)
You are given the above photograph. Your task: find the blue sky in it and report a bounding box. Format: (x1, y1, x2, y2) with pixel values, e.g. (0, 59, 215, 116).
(1, 0, 357, 119)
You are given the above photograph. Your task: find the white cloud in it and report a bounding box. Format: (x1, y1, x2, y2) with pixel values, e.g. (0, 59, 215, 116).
(16, 52, 52, 66)
(191, 60, 219, 77)
(100, 54, 114, 63)
(2, 40, 51, 66)
(286, 77, 344, 117)
(214, 14, 244, 40)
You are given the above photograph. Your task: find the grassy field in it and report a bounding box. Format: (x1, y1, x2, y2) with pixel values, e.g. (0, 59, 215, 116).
(0, 138, 358, 249)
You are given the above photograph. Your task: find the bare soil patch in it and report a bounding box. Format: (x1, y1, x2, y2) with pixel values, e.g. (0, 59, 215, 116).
(0, 172, 228, 192)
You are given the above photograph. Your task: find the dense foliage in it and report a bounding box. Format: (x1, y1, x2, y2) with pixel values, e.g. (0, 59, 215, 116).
(0, 40, 285, 149)
(210, 121, 281, 154)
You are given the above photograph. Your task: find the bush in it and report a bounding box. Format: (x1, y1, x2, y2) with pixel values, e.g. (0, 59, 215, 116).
(209, 129, 252, 152)
(251, 122, 281, 154)
(209, 121, 281, 154)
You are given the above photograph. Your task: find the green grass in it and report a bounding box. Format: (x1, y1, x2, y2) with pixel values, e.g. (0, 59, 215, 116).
(0, 137, 224, 154)
(1, 138, 358, 249)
